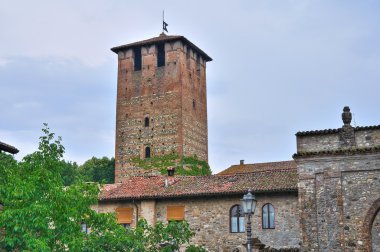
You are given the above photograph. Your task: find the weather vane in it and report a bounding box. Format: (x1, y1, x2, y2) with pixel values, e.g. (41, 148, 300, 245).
(162, 10, 168, 33)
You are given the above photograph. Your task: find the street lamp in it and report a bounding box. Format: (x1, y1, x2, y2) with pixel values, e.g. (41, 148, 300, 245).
(241, 189, 257, 252)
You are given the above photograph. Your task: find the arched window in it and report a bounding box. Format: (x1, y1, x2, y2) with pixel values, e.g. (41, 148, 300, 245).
(262, 203, 275, 229)
(230, 205, 245, 233)
(144, 117, 149, 127)
(145, 147, 151, 158)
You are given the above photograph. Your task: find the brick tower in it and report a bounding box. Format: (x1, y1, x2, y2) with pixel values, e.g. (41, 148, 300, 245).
(111, 33, 212, 181)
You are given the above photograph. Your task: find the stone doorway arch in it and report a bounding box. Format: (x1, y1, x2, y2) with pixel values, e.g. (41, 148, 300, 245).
(363, 197, 380, 251)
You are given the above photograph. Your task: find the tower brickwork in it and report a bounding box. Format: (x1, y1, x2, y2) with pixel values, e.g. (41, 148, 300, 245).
(111, 34, 212, 182)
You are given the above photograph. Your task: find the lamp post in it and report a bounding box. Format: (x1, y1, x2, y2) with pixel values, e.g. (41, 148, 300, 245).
(241, 189, 257, 252)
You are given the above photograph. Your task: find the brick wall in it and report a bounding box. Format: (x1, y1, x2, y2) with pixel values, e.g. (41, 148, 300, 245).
(114, 38, 209, 182)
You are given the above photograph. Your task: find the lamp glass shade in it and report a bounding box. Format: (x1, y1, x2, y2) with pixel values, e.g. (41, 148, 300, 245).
(241, 190, 257, 214)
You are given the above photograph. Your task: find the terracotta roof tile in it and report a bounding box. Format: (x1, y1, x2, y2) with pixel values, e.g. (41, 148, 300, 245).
(99, 169, 298, 201)
(111, 33, 212, 62)
(0, 141, 19, 154)
(295, 125, 380, 136)
(217, 161, 296, 176)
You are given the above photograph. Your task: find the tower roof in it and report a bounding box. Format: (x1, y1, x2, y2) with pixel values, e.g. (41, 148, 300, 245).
(111, 33, 212, 62)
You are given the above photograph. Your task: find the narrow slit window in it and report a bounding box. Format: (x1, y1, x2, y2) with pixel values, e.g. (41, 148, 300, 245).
(145, 146, 151, 158)
(192, 99, 196, 110)
(134, 47, 142, 71)
(144, 117, 150, 127)
(196, 54, 201, 74)
(157, 43, 165, 67)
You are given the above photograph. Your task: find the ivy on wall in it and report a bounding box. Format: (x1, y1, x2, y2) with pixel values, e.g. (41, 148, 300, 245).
(129, 153, 212, 176)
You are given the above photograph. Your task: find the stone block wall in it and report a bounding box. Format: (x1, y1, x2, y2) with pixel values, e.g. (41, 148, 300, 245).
(114, 38, 209, 182)
(97, 193, 300, 251)
(295, 121, 380, 251)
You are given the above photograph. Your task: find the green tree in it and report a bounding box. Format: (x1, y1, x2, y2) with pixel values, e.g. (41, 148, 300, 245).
(79, 156, 115, 184)
(0, 124, 204, 251)
(60, 160, 80, 186)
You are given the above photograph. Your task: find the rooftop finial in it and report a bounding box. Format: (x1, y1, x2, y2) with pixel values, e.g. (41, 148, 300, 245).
(342, 106, 352, 126)
(162, 10, 168, 33)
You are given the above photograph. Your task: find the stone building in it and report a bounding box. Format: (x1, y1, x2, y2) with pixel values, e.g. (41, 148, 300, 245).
(97, 33, 380, 251)
(294, 107, 380, 251)
(97, 162, 300, 251)
(112, 33, 212, 182)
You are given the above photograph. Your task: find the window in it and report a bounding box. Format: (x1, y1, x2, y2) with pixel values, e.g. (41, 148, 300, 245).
(145, 146, 151, 158)
(192, 99, 196, 110)
(116, 207, 133, 226)
(144, 117, 149, 127)
(157, 43, 165, 67)
(121, 223, 131, 229)
(167, 206, 185, 221)
(262, 203, 275, 229)
(230, 205, 245, 233)
(196, 54, 201, 74)
(81, 222, 89, 234)
(134, 47, 142, 71)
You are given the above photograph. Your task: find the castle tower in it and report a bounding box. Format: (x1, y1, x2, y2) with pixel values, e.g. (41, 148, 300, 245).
(111, 33, 212, 181)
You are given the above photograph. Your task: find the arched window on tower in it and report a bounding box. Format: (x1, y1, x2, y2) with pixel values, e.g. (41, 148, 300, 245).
(144, 117, 149, 127)
(262, 203, 275, 229)
(145, 147, 151, 159)
(230, 205, 245, 233)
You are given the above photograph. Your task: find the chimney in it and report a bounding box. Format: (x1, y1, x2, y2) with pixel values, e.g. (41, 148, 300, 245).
(167, 166, 175, 177)
(240, 160, 244, 165)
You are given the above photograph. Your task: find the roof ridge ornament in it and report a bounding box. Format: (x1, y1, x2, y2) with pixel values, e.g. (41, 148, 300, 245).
(340, 106, 356, 148)
(342, 106, 352, 126)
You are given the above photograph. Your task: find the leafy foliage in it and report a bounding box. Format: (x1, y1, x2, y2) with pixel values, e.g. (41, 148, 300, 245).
(130, 153, 212, 176)
(59, 156, 114, 186)
(79, 156, 115, 184)
(0, 124, 206, 251)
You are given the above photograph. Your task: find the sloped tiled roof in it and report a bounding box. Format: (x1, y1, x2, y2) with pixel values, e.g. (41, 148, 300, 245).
(111, 33, 212, 62)
(0, 141, 19, 154)
(99, 169, 298, 201)
(217, 161, 296, 176)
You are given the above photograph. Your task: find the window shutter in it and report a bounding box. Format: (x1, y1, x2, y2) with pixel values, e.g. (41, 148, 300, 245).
(167, 206, 185, 221)
(116, 207, 133, 224)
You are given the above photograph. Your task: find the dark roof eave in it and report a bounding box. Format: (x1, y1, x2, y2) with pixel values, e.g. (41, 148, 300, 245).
(111, 36, 212, 62)
(293, 145, 380, 159)
(99, 188, 298, 202)
(0, 141, 19, 154)
(295, 125, 380, 136)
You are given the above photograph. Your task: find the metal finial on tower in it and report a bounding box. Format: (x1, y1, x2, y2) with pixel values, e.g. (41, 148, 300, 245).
(162, 10, 168, 33)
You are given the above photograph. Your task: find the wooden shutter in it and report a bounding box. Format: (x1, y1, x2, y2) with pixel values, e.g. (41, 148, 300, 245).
(116, 207, 133, 224)
(167, 206, 185, 221)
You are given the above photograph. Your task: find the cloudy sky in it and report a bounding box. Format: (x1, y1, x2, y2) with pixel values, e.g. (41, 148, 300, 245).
(1, 1, 380, 173)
